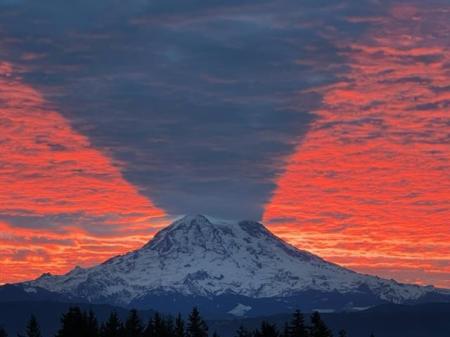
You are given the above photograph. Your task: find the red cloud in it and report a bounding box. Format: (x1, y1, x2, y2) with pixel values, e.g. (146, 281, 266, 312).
(264, 4, 450, 288)
(0, 62, 166, 284)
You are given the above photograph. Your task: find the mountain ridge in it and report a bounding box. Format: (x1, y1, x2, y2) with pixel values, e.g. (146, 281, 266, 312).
(1, 214, 449, 317)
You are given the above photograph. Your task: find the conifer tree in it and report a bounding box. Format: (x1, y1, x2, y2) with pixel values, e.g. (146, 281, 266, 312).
(124, 310, 144, 337)
(309, 312, 332, 337)
(235, 325, 251, 337)
(143, 316, 154, 337)
(258, 321, 278, 337)
(55, 307, 100, 337)
(25, 315, 42, 337)
(149, 313, 177, 337)
(174, 314, 185, 337)
(101, 311, 123, 337)
(164, 316, 174, 337)
(337, 330, 347, 337)
(56, 307, 86, 337)
(282, 322, 289, 337)
(186, 308, 208, 337)
(289, 310, 308, 337)
(152, 313, 164, 337)
(0, 327, 7, 337)
(85, 310, 99, 337)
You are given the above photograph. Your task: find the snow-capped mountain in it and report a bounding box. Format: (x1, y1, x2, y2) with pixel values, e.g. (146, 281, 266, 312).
(3, 215, 449, 317)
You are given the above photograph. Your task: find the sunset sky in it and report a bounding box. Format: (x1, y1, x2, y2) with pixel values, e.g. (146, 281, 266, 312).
(0, 0, 448, 288)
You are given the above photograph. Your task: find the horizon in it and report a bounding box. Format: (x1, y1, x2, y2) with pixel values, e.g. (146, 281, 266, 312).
(2, 214, 445, 290)
(0, 0, 449, 291)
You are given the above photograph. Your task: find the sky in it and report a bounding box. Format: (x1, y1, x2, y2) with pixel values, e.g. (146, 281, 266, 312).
(0, 0, 448, 288)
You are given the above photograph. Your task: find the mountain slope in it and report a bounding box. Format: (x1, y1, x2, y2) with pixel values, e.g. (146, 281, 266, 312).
(4, 215, 449, 317)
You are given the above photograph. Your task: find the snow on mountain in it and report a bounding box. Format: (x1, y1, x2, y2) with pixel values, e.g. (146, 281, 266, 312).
(228, 303, 252, 317)
(22, 214, 445, 311)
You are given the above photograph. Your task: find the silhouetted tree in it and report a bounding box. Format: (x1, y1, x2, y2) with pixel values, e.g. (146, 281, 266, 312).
(85, 310, 99, 337)
(309, 312, 332, 337)
(152, 313, 164, 337)
(9, 306, 353, 337)
(186, 308, 208, 337)
(55, 306, 100, 337)
(0, 327, 7, 337)
(337, 330, 347, 337)
(56, 307, 86, 337)
(235, 326, 251, 337)
(101, 312, 123, 337)
(124, 310, 144, 337)
(174, 314, 185, 337)
(144, 312, 175, 337)
(255, 321, 278, 337)
(369, 334, 375, 337)
(282, 323, 289, 337)
(143, 316, 154, 337)
(25, 315, 41, 337)
(164, 316, 174, 337)
(289, 310, 308, 337)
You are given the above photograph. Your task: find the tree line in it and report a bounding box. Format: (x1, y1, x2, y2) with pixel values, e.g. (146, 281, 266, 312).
(0, 307, 376, 337)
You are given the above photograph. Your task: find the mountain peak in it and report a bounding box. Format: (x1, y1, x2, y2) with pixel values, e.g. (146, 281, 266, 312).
(169, 214, 269, 233)
(20, 214, 448, 316)
(174, 214, 211, 224)
(170, 214, 253, 228)
(143, 214, 269, 255)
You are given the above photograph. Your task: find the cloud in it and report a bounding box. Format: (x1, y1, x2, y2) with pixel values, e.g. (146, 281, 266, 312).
(0, 0, 376, 284)
(0, 62, 165, 283)
(0, 0, 448, 289)
(0, 0, 384, 220)
(264, 2, 450, 288)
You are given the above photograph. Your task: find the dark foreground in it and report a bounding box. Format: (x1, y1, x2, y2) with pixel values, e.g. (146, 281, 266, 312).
(1, 301, 449, 337)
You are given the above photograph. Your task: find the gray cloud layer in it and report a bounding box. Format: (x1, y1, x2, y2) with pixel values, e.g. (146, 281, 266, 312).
(0, 0, 388, 219)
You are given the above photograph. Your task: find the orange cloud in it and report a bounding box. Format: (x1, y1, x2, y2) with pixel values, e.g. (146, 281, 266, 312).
(0, 62, 166, 284)
(264, 4, 450, 288)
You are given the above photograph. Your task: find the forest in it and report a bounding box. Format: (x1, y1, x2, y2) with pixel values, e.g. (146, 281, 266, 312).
(0, 307, 376, 337)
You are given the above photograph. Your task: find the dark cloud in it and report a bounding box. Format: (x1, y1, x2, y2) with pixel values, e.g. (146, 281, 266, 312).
(0, 0, 388, 219)
(10, 248, 50, 262)
(0, 213, 160, 237)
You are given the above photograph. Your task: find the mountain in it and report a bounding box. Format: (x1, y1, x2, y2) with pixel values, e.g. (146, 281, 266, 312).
(1, 214, 449, 317)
